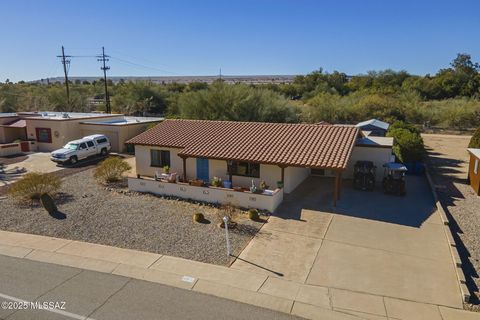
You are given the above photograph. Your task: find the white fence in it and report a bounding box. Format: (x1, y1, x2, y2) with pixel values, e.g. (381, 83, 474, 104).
(128, 177, 284, 212)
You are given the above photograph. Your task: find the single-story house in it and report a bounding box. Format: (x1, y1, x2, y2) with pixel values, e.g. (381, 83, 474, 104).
(0, 112, 163, 154)
(127, 119, 393, 211)
(467, 148, 480, 195)
(356, 119, 390, 137)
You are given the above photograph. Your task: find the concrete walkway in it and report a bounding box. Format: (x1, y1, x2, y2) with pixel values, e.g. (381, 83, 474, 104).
(0, 226, 477, 319)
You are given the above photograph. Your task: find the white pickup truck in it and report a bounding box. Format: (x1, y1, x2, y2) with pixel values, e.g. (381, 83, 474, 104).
(50, 134, 111, 165)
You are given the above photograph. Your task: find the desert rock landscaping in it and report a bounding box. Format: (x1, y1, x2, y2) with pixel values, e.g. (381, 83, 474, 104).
(0, 168, 264, 265)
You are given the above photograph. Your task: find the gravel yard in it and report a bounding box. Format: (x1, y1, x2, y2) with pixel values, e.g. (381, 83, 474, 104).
(423, 134, 480, 309)
(0, 168, 264, 265)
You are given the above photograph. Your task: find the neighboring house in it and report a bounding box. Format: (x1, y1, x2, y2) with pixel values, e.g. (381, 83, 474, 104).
(468, 148, 480, 195)
(0, 112, 162, 154)
(127, 119, 361, 211)
(356, 119, 390, 137)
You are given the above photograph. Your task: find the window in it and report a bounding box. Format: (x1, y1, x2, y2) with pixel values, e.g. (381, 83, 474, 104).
(35, 128, 52, 143)
(228, 161, 260, 178)
(86, 141, 94, 148)
(96, 138, 108, 144)
(150, 150, 170, 167)
(475, 159, 479, 175)
(79, 143, 87, 150)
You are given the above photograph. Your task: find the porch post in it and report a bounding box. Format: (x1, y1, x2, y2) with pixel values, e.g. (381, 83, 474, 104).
(279, 165, 286, 189)
(227, 161, 233, 186)
(334, 171, 340, 207)
(182, 156, 187, 182)
(337, 170, 342, 200)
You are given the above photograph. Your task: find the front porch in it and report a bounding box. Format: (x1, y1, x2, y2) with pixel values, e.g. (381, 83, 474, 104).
(128, 176, 284, 212)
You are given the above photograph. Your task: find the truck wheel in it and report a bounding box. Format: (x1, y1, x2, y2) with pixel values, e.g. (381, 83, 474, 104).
(70, 156, 78, 165)
(101, 148, 108, 156)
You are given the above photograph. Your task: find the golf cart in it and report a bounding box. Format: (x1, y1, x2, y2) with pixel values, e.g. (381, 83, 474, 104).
(353, 161, 376, 191)
(382, 162, 407, 196)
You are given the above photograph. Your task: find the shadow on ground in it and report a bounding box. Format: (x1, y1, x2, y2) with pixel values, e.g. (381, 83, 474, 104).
(276, 175, 437, 228)
(424, 146, 480, 304)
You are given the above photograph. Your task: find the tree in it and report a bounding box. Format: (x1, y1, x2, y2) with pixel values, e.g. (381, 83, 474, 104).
(451, 53, 479, 74)
(469, 128, 480, 148)
(111, 81, 170, 115)
(175, 81, 298, 123)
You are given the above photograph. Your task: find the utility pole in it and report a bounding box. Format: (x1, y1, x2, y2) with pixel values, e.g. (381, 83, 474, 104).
(219, 68, 222, 81)
(56, 46, 71, 109)
(97, 46, 111, 113)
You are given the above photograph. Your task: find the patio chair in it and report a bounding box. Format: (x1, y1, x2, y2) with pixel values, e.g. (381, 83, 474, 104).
(166, 172, 177, 183)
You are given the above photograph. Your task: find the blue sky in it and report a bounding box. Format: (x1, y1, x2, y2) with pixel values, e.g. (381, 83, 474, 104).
(1, 0, 479, 82)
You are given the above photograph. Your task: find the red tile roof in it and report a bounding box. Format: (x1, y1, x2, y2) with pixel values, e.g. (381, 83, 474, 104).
(127, 119, 359, 170)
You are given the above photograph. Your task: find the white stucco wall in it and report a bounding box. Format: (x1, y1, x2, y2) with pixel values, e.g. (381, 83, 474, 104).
(128, 177, 284, 212)
(284, 166, 311, 193)
(134, 145, 309, 194)
(25, 115, 125, 152)
(345, 146, 393, 181)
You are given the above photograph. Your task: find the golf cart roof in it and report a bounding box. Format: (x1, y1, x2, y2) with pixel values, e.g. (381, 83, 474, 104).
(383, 162, 408, 171)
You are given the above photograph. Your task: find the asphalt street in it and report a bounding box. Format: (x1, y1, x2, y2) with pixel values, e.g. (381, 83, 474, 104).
(0, 254, 301, 320)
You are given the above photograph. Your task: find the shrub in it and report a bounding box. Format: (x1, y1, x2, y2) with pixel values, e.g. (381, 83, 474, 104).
(94, 157, 132, 184)
(216, 203, 238, 225)
(469, 128, 480, 148)
(193, 212, 204, 223)
(8, 172, 62, 200)
(248, 208, 259, 220)
(387, 123, 425, 163)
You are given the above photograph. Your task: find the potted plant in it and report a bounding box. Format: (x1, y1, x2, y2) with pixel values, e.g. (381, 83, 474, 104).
(260, 180, 269, 191)
(211, 176, 222, 187)
(163, 165, 170, 174)
(277, 181, 284, 189)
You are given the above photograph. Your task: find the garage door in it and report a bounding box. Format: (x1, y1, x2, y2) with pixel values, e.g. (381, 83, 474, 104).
(82, 130, 120, 152)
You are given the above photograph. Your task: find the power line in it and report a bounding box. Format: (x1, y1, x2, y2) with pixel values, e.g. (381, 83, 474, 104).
(109, 56, 179, 75)
(97, 47, 111, 114)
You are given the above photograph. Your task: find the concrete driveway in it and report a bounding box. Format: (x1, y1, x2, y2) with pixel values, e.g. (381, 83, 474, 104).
(231, 175, 463, 310)
(0, 153, 62, 187)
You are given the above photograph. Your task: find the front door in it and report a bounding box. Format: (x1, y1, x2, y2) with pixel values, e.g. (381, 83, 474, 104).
(196, 158, 209, 182)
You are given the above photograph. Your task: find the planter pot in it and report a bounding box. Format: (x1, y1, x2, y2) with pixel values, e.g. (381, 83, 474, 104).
(223, 180, 232, 189)
(190, 180, 204, 187)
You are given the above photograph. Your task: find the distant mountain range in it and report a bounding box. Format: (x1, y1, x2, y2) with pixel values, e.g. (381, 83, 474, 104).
(31, 75, 297, 85)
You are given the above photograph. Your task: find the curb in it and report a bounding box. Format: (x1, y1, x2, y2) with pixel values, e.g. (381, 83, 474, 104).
(425, 166, 470, 303)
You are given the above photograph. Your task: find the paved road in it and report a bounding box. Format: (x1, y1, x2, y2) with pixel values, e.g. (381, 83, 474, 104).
(0, 255, 300, 320)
